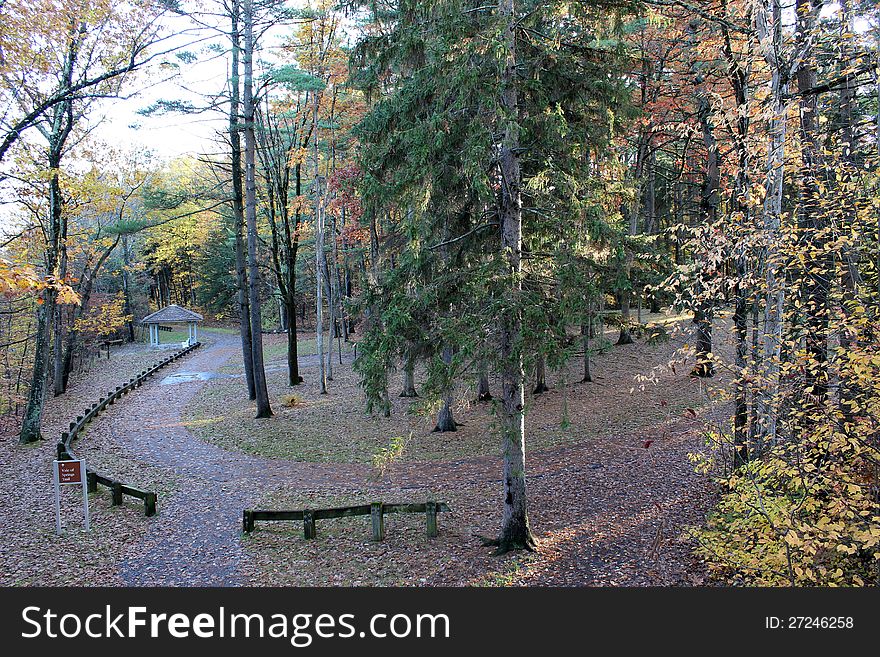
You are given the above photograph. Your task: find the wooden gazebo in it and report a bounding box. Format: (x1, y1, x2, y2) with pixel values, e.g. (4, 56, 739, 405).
(140, 304, 203, 347)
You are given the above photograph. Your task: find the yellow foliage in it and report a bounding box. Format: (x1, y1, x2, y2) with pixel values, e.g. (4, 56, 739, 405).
(74, 292, 131, 337)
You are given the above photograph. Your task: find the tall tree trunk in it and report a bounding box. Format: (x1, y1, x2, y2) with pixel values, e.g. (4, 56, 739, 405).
(838, 0, 861, 429)
(753, 0, 788, 449)
(533, 353, 549, 394)
(797, 0, 829, 410)
(494, 0, 536, 553)
(285, 168, 303, 386)
(285, 293, 301, 385)
(230, 0, 256, 400)
(19, 27, 77, 443)
(433, 345, 456, 432)
(690, 29, 719, 379)
(323, 249, 334, 380)
(121, 233, 135, 342)
(477, 361, 492, 401)
(617, 290, 634, 345)
(721, 14, 753, 466)
(581, 317, 592, 383)
(59, 235, 120, 394)
(314, 90, 328, 395)
(243, 0, 272, 418)
(19, 294, 54, 444)
(51, 244, 69, 397)
(400, 351, 418, 397)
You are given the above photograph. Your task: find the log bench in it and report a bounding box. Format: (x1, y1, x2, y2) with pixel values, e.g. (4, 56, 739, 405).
(242, 501, 450, 540)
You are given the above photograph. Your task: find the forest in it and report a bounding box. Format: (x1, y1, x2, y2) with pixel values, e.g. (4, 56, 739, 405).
(1, 0, 879, 588)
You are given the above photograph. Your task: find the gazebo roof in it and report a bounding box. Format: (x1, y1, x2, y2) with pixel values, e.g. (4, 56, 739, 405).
(141, 304, 204, 324)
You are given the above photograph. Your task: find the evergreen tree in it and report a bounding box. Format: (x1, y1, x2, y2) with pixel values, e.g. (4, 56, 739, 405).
(349, 0, 634, 552)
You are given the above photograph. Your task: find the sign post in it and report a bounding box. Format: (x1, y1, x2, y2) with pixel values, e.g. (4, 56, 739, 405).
(53, 459, 89, 534)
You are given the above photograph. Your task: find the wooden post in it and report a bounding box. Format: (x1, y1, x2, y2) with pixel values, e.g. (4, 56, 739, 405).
(56, 438, 67, 460)
(303, 510, 316, 539)
(86, 471, 97, 493)
(371, 502, 385, 541)
(426, 500, 438, 538)
(111, 482, 123, 506)
(243, 510, 255, 533)
(144, 493, 157, 517)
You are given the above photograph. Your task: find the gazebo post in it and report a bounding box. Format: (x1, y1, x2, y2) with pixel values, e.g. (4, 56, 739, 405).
(140, 306, 203, 349)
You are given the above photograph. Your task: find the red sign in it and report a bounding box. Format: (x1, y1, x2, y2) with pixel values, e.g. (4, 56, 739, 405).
(58, 460, 82, 484)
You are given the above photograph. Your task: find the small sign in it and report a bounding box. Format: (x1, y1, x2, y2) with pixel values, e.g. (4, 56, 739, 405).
(58, 460, 82, 484)
(53, 459, 89, 534)
(158, 325, 173, 332)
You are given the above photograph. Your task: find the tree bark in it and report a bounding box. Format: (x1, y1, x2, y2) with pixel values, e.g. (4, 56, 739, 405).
(19, 25, 78, 443)
(59, 234, 120, 394)
(720, 11, 753, 466)
(533, 353, 549, 394)
(581, 319, 592, 383)
(121, 233, 135, 342)
(837, 0, 861, 429)
(314, 89, 328, 395)
(477, 361, 492, 401)
(433, 399, 457, 432)
(230, 0, 256, 400)
(323, 248, 334, 380)
(753, 0, 789, 449)
(796, 0, 829, 408)
(616, 290, 634, 345)
(400, 352, 418, 397)
(433, 345, 456, 432)
(243, 0, 272, 418)
(494, 0, 536, 553)
(689, 24, 719, 379)
(51, 245, 68, 397)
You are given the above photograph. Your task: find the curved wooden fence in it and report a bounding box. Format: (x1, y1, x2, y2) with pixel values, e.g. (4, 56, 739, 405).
(55, 341, 201, 517)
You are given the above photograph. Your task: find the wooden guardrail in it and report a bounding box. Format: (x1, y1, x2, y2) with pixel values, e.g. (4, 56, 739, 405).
(243, 500, 450, 540)
(56, 341, 201, 517)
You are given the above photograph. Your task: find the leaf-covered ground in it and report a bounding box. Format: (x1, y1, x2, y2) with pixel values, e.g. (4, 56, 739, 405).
(0, 339, 185, 585)
(184, 312, 715, 464)
(0, 315, 728, 586)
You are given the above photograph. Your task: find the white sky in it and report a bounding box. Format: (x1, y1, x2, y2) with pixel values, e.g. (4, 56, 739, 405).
(0, 1, 323, 233)
(96, 0, 356, 161)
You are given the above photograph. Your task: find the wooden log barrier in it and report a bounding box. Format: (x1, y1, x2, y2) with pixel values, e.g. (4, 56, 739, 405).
(54, 342, 200, 521)
(303, 510, 316, 539)
(371, 502, 385, 541)
(426, 500, 438, 538)
(111, 482, 123, 506)
(243, 501, 450, 540)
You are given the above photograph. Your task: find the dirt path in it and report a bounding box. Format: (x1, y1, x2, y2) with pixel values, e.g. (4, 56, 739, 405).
(106, 335, 375, 585)
(84, 328, 715, 587)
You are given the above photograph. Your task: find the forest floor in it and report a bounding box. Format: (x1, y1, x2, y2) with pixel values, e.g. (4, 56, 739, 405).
(0, 311, 730, 586)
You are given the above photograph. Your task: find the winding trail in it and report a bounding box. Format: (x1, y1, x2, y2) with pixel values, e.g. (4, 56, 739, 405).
(108, 334, 373, 585)
(85, 328, 713, 587)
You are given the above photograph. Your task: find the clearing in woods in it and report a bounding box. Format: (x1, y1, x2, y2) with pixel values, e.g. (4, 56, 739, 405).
(0, 313, 722, 586)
